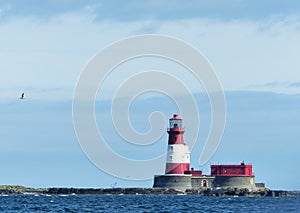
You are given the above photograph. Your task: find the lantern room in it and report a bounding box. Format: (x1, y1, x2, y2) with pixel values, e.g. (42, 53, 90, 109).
(169, 114, 183, 129)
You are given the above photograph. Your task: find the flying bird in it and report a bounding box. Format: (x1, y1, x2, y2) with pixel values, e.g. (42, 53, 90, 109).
(20, 92, 25, 99)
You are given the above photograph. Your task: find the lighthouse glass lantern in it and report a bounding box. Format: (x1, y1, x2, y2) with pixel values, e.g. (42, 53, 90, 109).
(169, 117, 182, 128)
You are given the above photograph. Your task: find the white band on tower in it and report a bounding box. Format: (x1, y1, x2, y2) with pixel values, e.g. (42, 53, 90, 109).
(166, 144, 190, 164)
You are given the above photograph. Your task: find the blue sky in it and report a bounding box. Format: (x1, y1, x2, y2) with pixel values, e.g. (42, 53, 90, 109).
(1, 1, 300, 190)
(1, 0, 300, 21)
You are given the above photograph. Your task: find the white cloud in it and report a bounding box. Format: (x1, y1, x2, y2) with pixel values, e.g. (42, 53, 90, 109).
(155, 16, 300, 93)
(1, 12, 300, 100)
(0, 12, 156, 99)
(0, 4, 10, 16)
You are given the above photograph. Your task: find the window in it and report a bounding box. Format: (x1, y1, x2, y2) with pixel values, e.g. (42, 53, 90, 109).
(170, 120, 182, 128)
(232, 168, 236, 173)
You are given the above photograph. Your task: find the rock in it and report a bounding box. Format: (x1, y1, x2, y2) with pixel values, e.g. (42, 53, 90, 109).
(0, 185, 292, 196)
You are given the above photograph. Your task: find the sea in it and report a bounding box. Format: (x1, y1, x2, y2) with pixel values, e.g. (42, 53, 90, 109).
(0, 194, 299, 212)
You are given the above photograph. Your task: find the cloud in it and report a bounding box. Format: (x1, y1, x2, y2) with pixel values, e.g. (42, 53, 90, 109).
(0, 12, 152, 99)
(83, 3, 101, 13)
(261, 81, 300, 88)
(264, 81, 282, 87)
(246, 81, 300, 94)
(0, 3, 10, 17)
(1, 7, 300, 101)
(289, 82, 300, 87)
(155, 16, 300, 93)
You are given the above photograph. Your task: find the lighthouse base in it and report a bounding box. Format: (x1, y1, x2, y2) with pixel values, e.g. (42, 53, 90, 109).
(212, 176, 256, 191)
(153, 175, 192, 192)
(153, 175, 257, 192)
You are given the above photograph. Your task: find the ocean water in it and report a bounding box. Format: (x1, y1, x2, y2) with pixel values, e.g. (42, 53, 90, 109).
(0, 194, 299, 213)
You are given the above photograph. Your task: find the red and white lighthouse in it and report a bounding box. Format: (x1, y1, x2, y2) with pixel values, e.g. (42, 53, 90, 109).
(165, 114, 190, 174)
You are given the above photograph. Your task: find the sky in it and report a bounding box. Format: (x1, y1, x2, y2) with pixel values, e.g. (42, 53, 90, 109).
(0, 0, 300, 190)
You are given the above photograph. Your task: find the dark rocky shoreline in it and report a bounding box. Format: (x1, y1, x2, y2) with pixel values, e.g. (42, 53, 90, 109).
(186, 188, 292, 197)
(0, 185, 298, 197)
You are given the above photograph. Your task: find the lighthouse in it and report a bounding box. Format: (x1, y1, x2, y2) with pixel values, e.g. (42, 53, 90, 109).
(165, 114, 190, 174)
(153, 114, 258, 192)
(153, 114, 193, 191)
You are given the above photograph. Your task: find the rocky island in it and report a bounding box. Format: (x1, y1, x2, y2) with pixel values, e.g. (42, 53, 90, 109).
(0, 185, 297, 197)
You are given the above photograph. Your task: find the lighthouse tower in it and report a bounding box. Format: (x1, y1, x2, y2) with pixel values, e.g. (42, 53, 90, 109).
(153, 114, 193, 191)
(165, 114, 190, 174)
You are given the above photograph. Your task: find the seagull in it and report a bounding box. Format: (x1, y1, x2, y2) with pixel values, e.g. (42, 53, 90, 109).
(20, 92, 25, 99)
